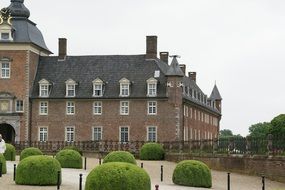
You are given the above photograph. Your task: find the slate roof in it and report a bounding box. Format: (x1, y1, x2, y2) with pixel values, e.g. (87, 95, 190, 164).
(209, 84, 222, 100)
(166, 57, 184, 76)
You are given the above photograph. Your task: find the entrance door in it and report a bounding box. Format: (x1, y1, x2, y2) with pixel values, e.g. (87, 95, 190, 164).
(0, 123, 15, 143)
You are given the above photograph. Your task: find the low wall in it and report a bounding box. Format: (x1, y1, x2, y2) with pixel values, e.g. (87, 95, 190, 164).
(165, 153, 285, 183)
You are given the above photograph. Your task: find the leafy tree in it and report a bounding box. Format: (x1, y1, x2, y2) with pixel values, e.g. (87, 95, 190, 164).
(248, 122, 272, 138)
(219, 129, 233, 137)
(270, 114, 285, 137)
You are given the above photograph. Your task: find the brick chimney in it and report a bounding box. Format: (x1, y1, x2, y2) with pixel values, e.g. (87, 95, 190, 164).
(146, 36, 157, 59)
(58, 38, 67, 60)
(179, 64, 186, 75)
(189, 72, 197, 82)
(160, 52, 169, 64)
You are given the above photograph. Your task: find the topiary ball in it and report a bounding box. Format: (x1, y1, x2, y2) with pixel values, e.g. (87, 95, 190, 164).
(4, 143, 16, 161)
(172, 160, 212, 188)
(55, 149, 82, 169)
(15, 155, 61, 185)
(103, 151, 136, 165)
(140, 143, 165, 160)
(0, 154, 7, 174)
(85, 162, 151, 190)
(63, 146, 83, 156)
(20, 147, 43, 161)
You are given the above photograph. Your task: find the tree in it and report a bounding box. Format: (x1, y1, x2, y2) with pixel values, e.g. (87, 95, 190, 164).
(248, 122, 272, 138)
(219, 129, 233, 137)
(270, 114, 285, 137)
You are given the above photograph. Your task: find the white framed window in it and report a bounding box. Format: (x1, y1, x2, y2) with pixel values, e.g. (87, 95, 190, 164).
(119, 126, 129, 142)
(1, 62, 10, 78)
(120, 101, 129, 115)
(38, 79, 50, 97)
(65, 127, 75, 142)
(184, 105, 189, 117)
(15, 100, 24, 112)
(147, 78, 157, 97)
(39, 101, 48, 115)
(147, 126, 157, 142)
(93, 101, 102, 115)
(92, 127, 103, 141)
(119, 78, 130, 97)
(65, 79, 77, 97)
(147, 101, 157, 115)
(39, 127, 48, 142)
(66, 101, 75, 115)
(93, 78, 104, 97)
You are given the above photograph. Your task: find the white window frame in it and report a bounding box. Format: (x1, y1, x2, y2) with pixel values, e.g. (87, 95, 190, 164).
(120, 101, 129, 115)
(39, 101, 48, 115)
(65, 127, 75, 142)
(38, 127, 48, 142)
(15, 100, 24, 113)
(147, 78, 158, 97)
(65, 79, 77, 97)
(119, 78, 130, 97)
(92, 126, 103, 141)
(93, 101, 102, 115)
(38, 79, 50, 97)
(66, 101, 75, 115)
(147, 101, 157, 115)
(119, 126, 129, 143)
(1, 61, 10, 79)
(93, 78, 104, 97)
(147, 126, 157, 142)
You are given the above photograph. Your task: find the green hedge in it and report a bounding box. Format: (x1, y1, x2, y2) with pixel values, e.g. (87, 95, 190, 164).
(55, 149, 82, 169)
(15, 155, 61, 185)
(63, 146, 83, 156)
(140, 143, 165, 160)
(85, 162, 151, 190)
(103, 151, 136, 165)
(4, 144, 16, 161)
(172, 160, 212, 188)
(0, 154, 7, 174)
(20, 147, 43, 161)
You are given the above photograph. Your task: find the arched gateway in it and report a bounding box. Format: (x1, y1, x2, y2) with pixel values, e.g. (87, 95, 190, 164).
(0, 123, 15, 143)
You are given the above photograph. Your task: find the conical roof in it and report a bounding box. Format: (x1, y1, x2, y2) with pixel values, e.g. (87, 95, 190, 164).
(209, 84, 222, 100)
(166, 57, 184, 77)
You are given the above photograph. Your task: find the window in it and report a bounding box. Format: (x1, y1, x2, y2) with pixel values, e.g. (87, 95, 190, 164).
(119, 78, 130, 97)
(66, 101, 75, 115)
(65, 127, 75, 142)
(1, 33, 9, 40)
(1, 62, 10, 78)
(93, 127, 103, 141)
(40, 84, 49, 97)
(39, 101, 48, 115)
(147, 78, 157, 97)
(39, 127, 48, 142)
(183, 105, 188, 117)
(147, 126, 157, 142)
(120, 126, 129, 142)
(120, 101, 129, 115)
(15, 100, 24, 112)
(67, 84, 75, 97)
(93, 101, 102, 115)
(148, 101, 157, 115)
(93, 78, 104, 97)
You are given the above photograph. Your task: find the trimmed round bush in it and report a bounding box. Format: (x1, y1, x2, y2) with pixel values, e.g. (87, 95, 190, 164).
(85, 162, 151, 190)
(15, 155, 61, 185)
(0, 154, 7, 174)
(20, 147, 43, 161)
(4, 143, 16, 161)
(103, 151, 136, 165)
(172, 160, 212, 188)
(55, 149, 82, 169)
(140, 143, 165, 160)
(63, 146, 83, 156)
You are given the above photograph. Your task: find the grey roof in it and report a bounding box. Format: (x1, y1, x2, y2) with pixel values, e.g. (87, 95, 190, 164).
(8, 0, 30, 18)
(166, 57, 184, 76)
(31, 55, 167, 99)
(210, 84, 222, 100)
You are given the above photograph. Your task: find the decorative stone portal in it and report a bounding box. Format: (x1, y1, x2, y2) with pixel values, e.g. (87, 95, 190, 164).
(0, 116, 20, 143)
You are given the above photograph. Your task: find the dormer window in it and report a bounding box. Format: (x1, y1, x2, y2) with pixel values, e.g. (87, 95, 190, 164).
(0, 21, 13, 41)
(1, 33, 9, 40)
(119, 78, 130, 97)
(147, 78, 157, 97)
(39, 79, 51, 97)
(92, 78, 104, 97)
(65, 79, 77, 97)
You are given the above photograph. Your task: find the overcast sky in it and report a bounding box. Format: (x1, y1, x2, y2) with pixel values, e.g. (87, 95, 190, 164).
(3, 0, 285, 136)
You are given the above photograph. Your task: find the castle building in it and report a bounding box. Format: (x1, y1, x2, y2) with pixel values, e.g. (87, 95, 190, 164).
(0, 0, 222, 143)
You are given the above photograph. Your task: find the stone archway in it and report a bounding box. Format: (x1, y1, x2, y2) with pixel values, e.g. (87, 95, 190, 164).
(0, 123, 15, 143)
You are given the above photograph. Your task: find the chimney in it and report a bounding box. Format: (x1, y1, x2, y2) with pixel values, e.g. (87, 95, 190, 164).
(58, 38, 67, 60)
(146, 36, 157, 59)
(160, 52, 169, 64)
(179, 64, 186, 75)
(189, 72, 197, 82)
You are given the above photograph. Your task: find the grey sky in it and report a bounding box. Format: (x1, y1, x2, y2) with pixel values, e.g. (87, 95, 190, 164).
(3, 0, 285, 136)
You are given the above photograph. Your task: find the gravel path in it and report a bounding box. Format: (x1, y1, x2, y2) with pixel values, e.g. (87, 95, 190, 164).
(1, 157, 285, 190)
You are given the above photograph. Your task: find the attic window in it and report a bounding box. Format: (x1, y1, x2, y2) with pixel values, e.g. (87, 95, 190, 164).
(146, 77, 157, 97)
(1, 33, 9, 40)
(119, 78, 130, 97)
(92, 78, 104, 97)
(154, 70, 160, 78)
(39, 79, 51, 97)
(65, 79, 77, 97)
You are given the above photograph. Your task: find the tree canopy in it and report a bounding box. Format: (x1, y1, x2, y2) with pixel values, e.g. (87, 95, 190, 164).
(248, 122, 272, 138)
(270, 114, 285, 137)
(219, 129, 233, 137)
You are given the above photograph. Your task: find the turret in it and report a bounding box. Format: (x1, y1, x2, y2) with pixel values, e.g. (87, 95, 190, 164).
(209, 84, 222, 112)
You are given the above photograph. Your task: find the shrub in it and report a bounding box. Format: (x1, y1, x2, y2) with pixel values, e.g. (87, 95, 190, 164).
(4, 143, 16, 161)
(172, 160, 212, 188)
(63, 146, 83, 156)
(15, 155, 61, 185)
(140, 143, 165, 160)
(85, 162, 151, 190)
(103, 151, 136, 165)
(20, 147, 43, 161)
(55, 149, 82, 169)
(0, 154, 7, 174)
